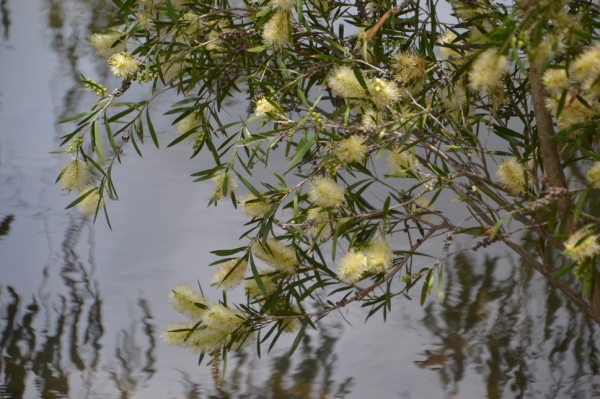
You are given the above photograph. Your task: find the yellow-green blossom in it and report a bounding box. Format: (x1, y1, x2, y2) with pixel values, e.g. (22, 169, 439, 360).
(586, 162, 600, 188)
(308, 177, 345, 208)
(542, 68, 569, 96)
(89, 31, 125, 57)
(167, 284, 209, 320)
(271, 0, 296, 11)
(307, 207, 332, 241)
(254, 97, 279, 116)
(496, 157, 529, 195)
(411, 197, 435, 222)
(386, 149, 420, 177)
(337, 250, 367, 284)
(262, 10, 290, 48)
(77, 186, 105, 216)
(392, 51, 427, 82)
(365, 239, 393, 273)
(239, 193, 273, 218)
(469, 48, 508, 93)
(327, 66, 367, 99)
(367, 78, 400, 109)
(252, 237, 298, 273)
(245, 273, 278, 298)
(108, 52, 139, 78)
(569, 43, 600, 85)
(212, 171, 237, 200)
(563, 227, 600, 261)
(202, 304, 246, 334)
(212, 258, 248, 291)
(58, 159, 89, 192)
(335, 136, 368, 164)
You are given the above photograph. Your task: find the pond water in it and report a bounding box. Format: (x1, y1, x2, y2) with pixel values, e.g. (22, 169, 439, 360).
(1, 1, 600, 398)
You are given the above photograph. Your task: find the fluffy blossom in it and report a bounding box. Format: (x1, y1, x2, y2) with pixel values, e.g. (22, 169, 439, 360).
(469, 48, 508, 93)
(569, 44, 600, 86)
(245, 273, 278, 298)
(367, 78, 400, 109)
(254, 97, 279, 115)
(212, 171, 237, 200)
(438, 31, 462, 61)
(362, 108, 383, 127)
(542, 69, 569, 96)
(307, 207, 332, 241)
(337, 250, 367, 284)
(411, 197, 435, 222)
(262, 10, 290, 48)
(201, 304, 246, 334)
(586, 162, 600, 188)
(386, 149, 420, 177)
(89, 31, 125, 57)
(563, 227, 600, 261)
(327, 66, 367, 99)
(239, 193, 273, 218)
(77, 186, 105, 216)
(496, 157, 529, 195)
(271, 0, 296, 11)
(212, 258, 248, 291)
(252, 237, 298, 273)
(392, 51, 427, 82)
(58, 159, 89, 192)
(176, 112, 201, 135)
(365, 239, 393, 273)
(308, 177, 345, 208)
(167, 284, 209, 320)
(108, 52, 139, 78)
(335, 136, 368, 164)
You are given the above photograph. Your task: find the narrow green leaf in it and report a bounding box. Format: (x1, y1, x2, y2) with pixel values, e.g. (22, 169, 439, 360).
(146, 108, 159, 149)
(287, 134, 316, 170)
(289, 319, 308, 357)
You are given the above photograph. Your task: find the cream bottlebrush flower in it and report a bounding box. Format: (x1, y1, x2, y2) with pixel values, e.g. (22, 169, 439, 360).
(441, 83, 468, 112)
(469, 48, 509, 93)
(386, 149, 420, 177)
(168, 284, 209, 320)
(108, 52, 139, 79)
(254, 97, 279, 116)
(58, 159, 89, 192)
(245, 273, 278, 298)
(335, 136, 368, 164)
(89, 31, 125, 57)
(546, 96, 597, 130)
(569, 44, 600, 85)
(262, 10, 290, 48)
(212, 171, 237, 200)
(411, 197, 435, 222)
(252, 237, 298, 273)
(176, 112, 201, 136)
(438, 31, 462, 61)
(563, 227, 600, 261)
(281, 318, 301, 333)
(307, 207, 332, 241)
(496, 157, 529, 195)
(239, 193, 273, 218)
(367, 78, 400, 109)
(162, 322, 227, 354)
(212, 258, 248, 291)
(202, 304, 245, 334)
(271, 0, 296, 11)
(586, 162, 600, 188)
(169, 0, 188, 10)
(542, 69, 569, 96)
(327, 66, 367, 99)
(391, 51, 427, 83)
(337, 250, 367, 284)
(365, 239, 393, 273)
(308, 176, 345, 208)
(77, 186, 105, 216)
(362, 107, 383, 127)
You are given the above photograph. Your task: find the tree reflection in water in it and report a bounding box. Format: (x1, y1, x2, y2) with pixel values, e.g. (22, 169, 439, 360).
(416, 246, 600, 398)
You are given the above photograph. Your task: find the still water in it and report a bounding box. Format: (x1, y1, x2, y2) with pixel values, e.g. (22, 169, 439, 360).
(1, 1, 600, 398)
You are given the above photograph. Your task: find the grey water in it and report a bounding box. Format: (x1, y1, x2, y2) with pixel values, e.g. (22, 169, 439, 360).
(1, 1, 600, 398)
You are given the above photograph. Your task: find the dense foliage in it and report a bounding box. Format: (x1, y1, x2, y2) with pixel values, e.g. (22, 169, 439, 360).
(55, 0, 600, 379)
